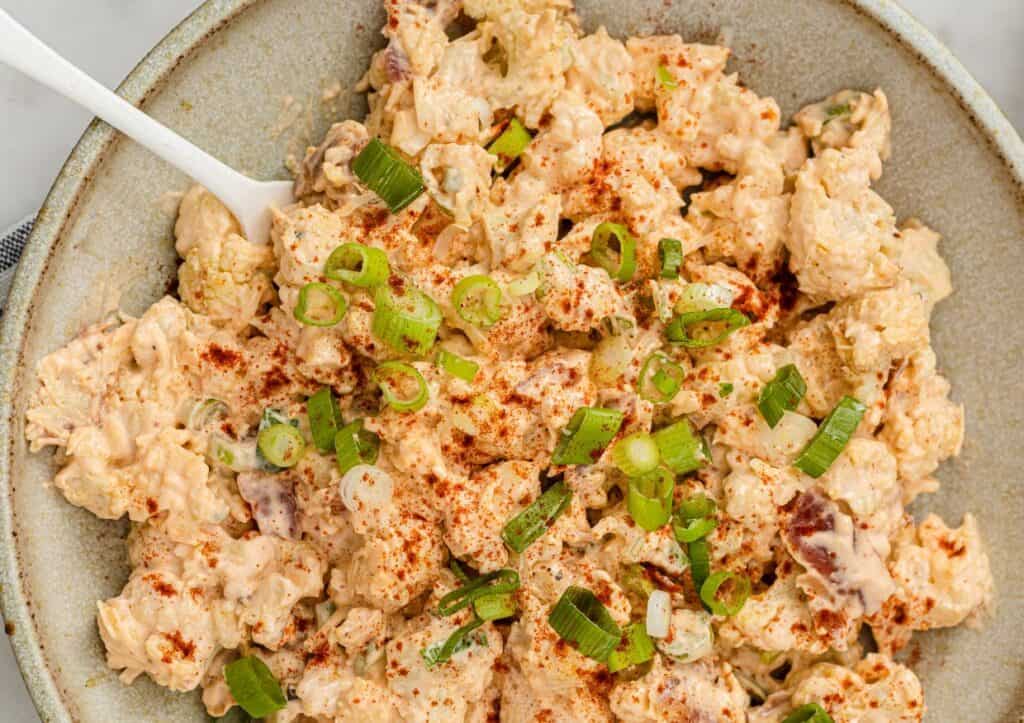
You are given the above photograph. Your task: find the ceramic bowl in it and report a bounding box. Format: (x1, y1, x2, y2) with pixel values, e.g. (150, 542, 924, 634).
(1, 0, 1022, 720)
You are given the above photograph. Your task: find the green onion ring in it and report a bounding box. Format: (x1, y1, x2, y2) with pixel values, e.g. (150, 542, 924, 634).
(612, 432, 661, 477)
(257, 423, 306, 469)
(452, 274, 503, 327)
(307, 386, 344, 453)
(334, 419, 380, 474)
(672, 515, 717, 543)
(372, 282, 442, 356)
(656, 64, 679, 90)
(666, 308, 750, 348)
(552, 406, 625, 466)
(782, 703, 835, 723)
(793, 396, 866, 478)
(294, 282, 348, 327)
(638, 352, 686, 404)
(688, 538, 711, 592)
(473, 592, 517, 621)
(627, 468, 676, 532)
(589, 222, 638, 282)
(758, 364, 808, 429)
(325, 242, 390, 288)
(420, 617, 484, 669)
(607, 621, 656, 673)
(502, 480, 573, 553)
(548, 586, 623, 662)
(223, 656, 287, 718)
(653, 419, 708, 475)
(374, 361, 430, 412)
(487, 118, 532, 173)
(658, 238, 683, 279)
(436, 349, 479, 382)
(437, 569, 520, 616)
(699, 571, 751, 616)
(352, 138, 425, 213)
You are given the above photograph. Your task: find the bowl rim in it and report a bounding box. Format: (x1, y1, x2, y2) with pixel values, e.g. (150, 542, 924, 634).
(1, 1, 1021, 720)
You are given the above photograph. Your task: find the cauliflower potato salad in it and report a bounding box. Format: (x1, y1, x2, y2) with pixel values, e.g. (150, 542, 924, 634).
(25, 0, 994, 720)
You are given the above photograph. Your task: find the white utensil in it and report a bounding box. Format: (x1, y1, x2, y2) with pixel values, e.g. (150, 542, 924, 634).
(0, 9, 292, 244)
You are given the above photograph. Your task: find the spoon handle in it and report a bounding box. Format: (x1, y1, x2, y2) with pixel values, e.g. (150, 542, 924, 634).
(0, 9, 253, 223)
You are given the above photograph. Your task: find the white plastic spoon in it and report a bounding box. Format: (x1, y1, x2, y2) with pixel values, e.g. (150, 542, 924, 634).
(0, 9, 293, 244)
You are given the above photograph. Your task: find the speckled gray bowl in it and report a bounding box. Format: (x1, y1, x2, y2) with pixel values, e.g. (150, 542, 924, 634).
(1, 0, 1022, 720)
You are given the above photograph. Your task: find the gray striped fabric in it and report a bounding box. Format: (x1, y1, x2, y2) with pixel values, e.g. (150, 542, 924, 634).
(0, 215, 34, 307)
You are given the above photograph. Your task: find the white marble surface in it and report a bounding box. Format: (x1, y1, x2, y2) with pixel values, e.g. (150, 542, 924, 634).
(0, 0, 1022, 719)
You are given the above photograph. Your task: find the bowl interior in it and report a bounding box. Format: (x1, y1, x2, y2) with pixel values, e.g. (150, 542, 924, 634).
(4, 0, 1023, 720)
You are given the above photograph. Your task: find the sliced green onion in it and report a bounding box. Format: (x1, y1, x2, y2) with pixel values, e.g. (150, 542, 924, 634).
(793, 396, 866, 478)
(758, 365, 807, 428)
(473, 592, 516, 621)
(552, 407, 624, 466)
(627, 468, 675, 531)
(224, 656, 286, 718)
(656, 64, 679, 90)
(506, 270, 541, 297)
(673, 516, 717, 542)
(452, 275, 503, 327)
(653, 419, 707, 475)
(436, 349, 479, 382)
(589, 222, 637, 282)
(612, 432, 661, 477)
(307, 386, 344, 453)
(353, 138, 424, 213)
(487, 118, 532, 172)
(450, 558, 472, 583)
(374, 361, 429, 412)
(257, 423, 305, 468)
(548, 586, 622, 662)
(675, 283, 736, 314)
(666, 308, 749, 348)
(699, 571, 750, 616)
(294, 282, 347, 327)
(620, 564, 655, 598)
(658, 238, 683, 279)
(502, 480, 572, 553)
(421, 617, 483, 669)
(372, 283, 442, 356)
(607, 622, 656, 673)
(677, 493, 716, 520)
(325, 242, 390, 288)
(783, 704, 835, 723)
(334, 419, 380, 474)
(638, 352, 686, 404)
(688, 538, 711, 592)
(438, 569, 520, 616)
(187, 398, 227, 431)
(719, 382, 734, 398)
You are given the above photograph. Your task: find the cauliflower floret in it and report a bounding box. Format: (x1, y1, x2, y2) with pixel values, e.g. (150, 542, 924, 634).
(827, 281, 930, 374)
(610, 657, 749, 722)
(174, 184, 241, 255)
(787, 148, 899, 301)
(869, 514, 993, 653)
(500, 663, 612, 723)
(272, 203, 346, 288)
(538, 254, 632, 332)
(521, 93, 605, 190)
(795, 89, 891, 181)
(565, 27, 635, 125)
(894, 219, 953, 310)
(781, 654, 924, 722)
(419, 143, 494, 227)
(625, 36, 729, 113)
(485, 175, 561, 272)
(443, 459, 542, 572)
(879, 348, 963, 480)
(294, 120, 373, 208)
(818, 438, 901, 531)
(690, 144, 791, 281)
(386, 611, 503, 722)
(177, 233, 273, 324)
(295, 649, 401, 721)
